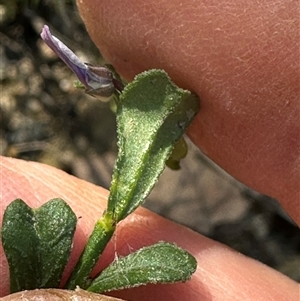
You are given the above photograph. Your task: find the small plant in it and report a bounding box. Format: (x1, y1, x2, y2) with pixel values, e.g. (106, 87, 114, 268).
(1, 25, 200, 298)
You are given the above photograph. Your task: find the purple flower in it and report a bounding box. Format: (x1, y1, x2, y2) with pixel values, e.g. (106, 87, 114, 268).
(40, 25, 117, 100)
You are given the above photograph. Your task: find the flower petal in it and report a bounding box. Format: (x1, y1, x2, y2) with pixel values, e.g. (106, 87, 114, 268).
(40, 25, 117, 100)
(41, 25, 89, 86)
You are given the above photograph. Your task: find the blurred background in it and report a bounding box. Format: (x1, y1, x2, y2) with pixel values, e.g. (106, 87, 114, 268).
(1, 0, 299, 281)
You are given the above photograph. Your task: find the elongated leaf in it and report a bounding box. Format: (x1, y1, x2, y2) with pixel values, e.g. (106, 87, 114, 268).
(87, 242, 197, 293)
(107, 69, 199, 221)
(1, 198, 77, 293)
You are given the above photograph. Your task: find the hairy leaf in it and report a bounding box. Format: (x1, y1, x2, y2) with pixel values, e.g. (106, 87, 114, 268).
(107, 70, 199, 221)
(87, 242, 197, 293)
(1, 198, 77, 292)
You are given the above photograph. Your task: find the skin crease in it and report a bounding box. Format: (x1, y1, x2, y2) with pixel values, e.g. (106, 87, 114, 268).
(0, 0, 299, 300)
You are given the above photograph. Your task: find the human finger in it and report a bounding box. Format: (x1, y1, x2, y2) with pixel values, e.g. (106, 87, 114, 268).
(77, 0, 300, 224)
(0, 157, 298, 300)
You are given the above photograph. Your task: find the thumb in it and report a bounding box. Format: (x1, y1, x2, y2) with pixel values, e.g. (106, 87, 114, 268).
(77, 0, 300, 224)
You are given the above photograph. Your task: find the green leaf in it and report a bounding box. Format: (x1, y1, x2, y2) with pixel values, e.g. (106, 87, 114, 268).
(1, 198, 77, 293)
(87, 242, 197, 293)
(107, 69, 199, 221)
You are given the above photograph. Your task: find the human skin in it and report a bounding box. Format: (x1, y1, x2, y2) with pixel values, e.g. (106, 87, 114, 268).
(0, 157, 299, 300)
(77, 0, 299, 223)
(0, 0, 299, 300)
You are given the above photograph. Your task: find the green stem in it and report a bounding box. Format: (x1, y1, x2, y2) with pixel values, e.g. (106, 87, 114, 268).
(66, 212, 115, 289)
